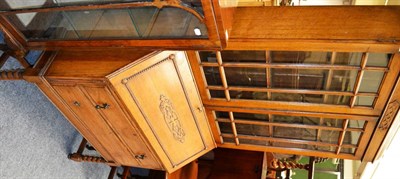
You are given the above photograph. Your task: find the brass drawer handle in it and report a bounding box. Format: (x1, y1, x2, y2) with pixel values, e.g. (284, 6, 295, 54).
(95, 103, 110, 109)
(135, 154, 146, 160)
(73, 101, 80, 107)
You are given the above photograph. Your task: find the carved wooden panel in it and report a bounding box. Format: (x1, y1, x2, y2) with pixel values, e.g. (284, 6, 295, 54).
(378, 100, 400, 130)
(120, 56, 207, 168)
(110, 51, 215, 172)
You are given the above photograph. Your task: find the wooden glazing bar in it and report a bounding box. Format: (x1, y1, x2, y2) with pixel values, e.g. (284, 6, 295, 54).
(205, 99, 378, 116)
(265, 51, 272, 98)
(216, 118, 363, 132)
(199, 62, 219, 67)
(350, 53, 368, 107)
(238, 135, 339, 148)
(208, 106, 378, 121)
(316, 117, 324, 143)
(216, 51, 223, 65)
(323, 52, 336, 102)
(346, 128, 365, 132)
(223, 63, 361, 70)
(228, 112, 239, 145)
(341, 144, 358, 149)
(336, 119, 349, 155)
(365, 67, 390, 71)
(223, 133, 359, 150)
(219, 65, 230, 101)
(216, 51, 231, 101)
(220, 133, 343, 148)
(219, 143, 359, 160)
(207, 85, 378, 97)
(265, 51, 274, 141)
(200, 62, 388, 71)
(202, 61, 388, 72)
(267, 117, 273, 146)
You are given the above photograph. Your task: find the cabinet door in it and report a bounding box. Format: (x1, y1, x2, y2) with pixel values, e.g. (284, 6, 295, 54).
(82, 85, 162, 170)
(52, 84, 138, 166)
(110, 51, 215, 173)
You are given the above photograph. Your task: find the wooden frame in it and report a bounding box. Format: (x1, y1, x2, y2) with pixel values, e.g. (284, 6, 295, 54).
(187, 49, 400, 160)
(206, 106, 376, 160)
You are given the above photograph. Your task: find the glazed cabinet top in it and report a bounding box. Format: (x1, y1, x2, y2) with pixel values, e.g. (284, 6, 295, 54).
(0, 0, 234, 49)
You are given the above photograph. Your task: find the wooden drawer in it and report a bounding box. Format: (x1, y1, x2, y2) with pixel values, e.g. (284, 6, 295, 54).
(82, 85, 162, 169)
(52, 84, 133, 165)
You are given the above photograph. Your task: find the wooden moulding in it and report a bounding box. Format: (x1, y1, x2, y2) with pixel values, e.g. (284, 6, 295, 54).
(362, 73, 400, 162)
(211, 0, 236, 48)
(228, 6, 400, 52)
(227, 39, 400, 54)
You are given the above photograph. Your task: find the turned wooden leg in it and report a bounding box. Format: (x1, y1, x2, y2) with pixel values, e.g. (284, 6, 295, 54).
(108, 166, 117, 179)
(121, 166, 130, 179)
(68, 138, 110, 164)
(0, 70, 24, 80)
(76, 138, 87, 154)
(68, 153, 108, 163)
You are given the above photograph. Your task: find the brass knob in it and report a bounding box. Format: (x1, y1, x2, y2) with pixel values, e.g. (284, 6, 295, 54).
(95, 103, 110, 109)
(135, 154, 146, 160)
(73, 101, 80, 107)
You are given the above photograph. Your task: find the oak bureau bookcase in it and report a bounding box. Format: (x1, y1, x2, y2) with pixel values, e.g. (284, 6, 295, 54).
(1, 0, 400, 176)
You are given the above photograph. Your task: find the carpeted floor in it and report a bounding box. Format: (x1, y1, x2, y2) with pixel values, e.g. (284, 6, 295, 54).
(0, 56, 111, 178)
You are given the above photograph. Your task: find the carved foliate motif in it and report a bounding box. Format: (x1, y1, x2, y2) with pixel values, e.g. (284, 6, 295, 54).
(159, 95, 185, 143)
(379, 100, 400, 130)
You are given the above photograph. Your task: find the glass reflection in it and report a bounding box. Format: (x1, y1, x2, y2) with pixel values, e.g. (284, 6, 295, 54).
(7, 6, 208, 40)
